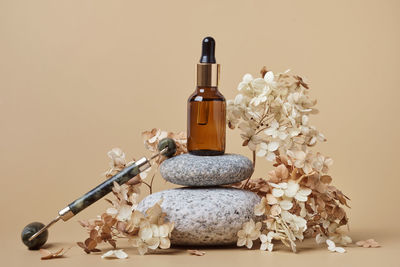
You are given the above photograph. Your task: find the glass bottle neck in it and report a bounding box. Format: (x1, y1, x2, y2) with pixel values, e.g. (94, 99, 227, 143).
(196, 86, 219, 93)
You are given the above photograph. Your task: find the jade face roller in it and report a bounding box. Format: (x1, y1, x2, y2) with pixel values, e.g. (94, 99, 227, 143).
(21, 138, 176, 249)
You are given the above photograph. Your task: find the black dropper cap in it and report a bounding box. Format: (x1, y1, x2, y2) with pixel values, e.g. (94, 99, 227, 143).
(200, 37, 216, 63)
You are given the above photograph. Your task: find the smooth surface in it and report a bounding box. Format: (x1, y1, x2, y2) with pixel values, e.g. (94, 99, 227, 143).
(137, 187, 260, 245)
(160, 153, 253, 186)
(1, 0, 399, 266)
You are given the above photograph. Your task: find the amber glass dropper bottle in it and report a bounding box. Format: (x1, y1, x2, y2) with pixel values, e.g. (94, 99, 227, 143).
(187, 37, 226, 156)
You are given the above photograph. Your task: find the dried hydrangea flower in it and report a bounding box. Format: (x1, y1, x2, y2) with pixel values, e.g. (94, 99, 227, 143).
(107, 148, 126, 168)
(129, 201, 174, 255)
(142, 129, 187, 157)
(260, 232, 278, 252)
(142, 129, 168, 152)
(257, 142, 279, 161)
(237, 219, 262, 249)
(267, 164, 289, 183)
(231, 67, 350, 254)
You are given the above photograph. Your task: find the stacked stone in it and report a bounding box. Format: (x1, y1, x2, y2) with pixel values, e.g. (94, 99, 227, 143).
(137, 153, 260, 246)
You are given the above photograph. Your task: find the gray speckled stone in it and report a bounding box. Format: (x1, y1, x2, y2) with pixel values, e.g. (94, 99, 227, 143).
(136, 187, 260, 246)
(160, 153, 253, 186)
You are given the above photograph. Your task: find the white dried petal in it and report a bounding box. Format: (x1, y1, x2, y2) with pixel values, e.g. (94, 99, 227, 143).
(272, 188, 284, 197)
(243, 73, 253, 83)
(299, 202, 307, 217)
(139, 226, 153, 240)
(326, 239, 336, 251)
(246, 239, 253, 249)
(264, 71, 274, 83)
(285, 181, 299, 197)
(294, 193, 308, 202)
(316, 234, 326, 244)
(237, 236, 246, 247)
(270, 204, 282, 216)
(279, 200, 293, 210)
(335, 247, 346, 253)
(114, 250, 128, 259)
(102, 249, 128, 259)
(138, 244, 148, 255)
(116, 205, 132, 221)
(101, 250, 114, 258)
(260, 242, 267, 251)
(256, 149, 267, 157)
(106, 207, 118, 215)
(268, 141, 279, 152)
(266, 194, 278, 205)
(266, 152, 276, 161)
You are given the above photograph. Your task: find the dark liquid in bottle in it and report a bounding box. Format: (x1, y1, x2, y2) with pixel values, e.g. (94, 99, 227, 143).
(187, 87, 226, 156)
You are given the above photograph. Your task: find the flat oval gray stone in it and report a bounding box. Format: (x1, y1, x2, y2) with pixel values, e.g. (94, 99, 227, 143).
(137, 187, 260, 246)
(160, 153, 253, 186)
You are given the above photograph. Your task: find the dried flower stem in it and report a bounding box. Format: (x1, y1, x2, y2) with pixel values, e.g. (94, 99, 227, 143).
(142, 181, 152, 189)
(149, 173, 156, 194)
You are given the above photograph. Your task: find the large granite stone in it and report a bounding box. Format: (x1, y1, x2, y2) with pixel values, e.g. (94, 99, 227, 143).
(136, 187, 260, 246)
(160, 153, 253, 186)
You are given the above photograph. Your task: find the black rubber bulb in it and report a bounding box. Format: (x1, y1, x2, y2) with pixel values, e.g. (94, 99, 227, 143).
(200, 36, 216, 63)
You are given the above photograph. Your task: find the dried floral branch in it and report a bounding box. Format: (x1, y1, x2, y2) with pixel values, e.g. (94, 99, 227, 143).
(229, 68, 351, 253)
(77, 130, 185, 256)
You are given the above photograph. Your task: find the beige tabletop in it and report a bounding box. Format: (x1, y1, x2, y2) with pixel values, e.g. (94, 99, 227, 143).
(1, 0, 399, 266)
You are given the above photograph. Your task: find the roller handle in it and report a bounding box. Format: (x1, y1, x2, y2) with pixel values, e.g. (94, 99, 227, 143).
(67, 157, 149, 216)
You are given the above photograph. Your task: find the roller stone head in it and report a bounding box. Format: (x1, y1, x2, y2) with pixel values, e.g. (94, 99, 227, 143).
(157, 138, 176, 158)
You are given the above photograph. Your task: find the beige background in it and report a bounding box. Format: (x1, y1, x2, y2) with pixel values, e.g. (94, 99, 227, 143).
(1, 0, 399, 266)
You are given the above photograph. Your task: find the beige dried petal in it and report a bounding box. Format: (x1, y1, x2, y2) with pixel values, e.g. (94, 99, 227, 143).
(356, 239, 381, 248)
(139, 226, 153, 241)
(129, 236, 141, 247)
(270, 204, 282, 216)
(116, 221, 126, 232)
(259, 185, 270, 193)
(138, 243, 148, 255)
(85, 238, 97, 250)
(320, 175, 332, 184)
(116, 205, 133, 221)
(146, 237, 160, 250)
(78, 220, 89, 228)
(246, 238, 253, 249)
(254, 197, 267, 216)
(159, 237, 171, 249)
(40, 248, 66, 260)
(237, 236, 246, 246)
(127, 175, 142, 185)
(188, 250, 205, 256)
(89, 229, 98, 240)
(333, 206, 345, 220)
(276, 164, 289, 179)
(145, 200, 163, 224)
(266, 194, 278, 205)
